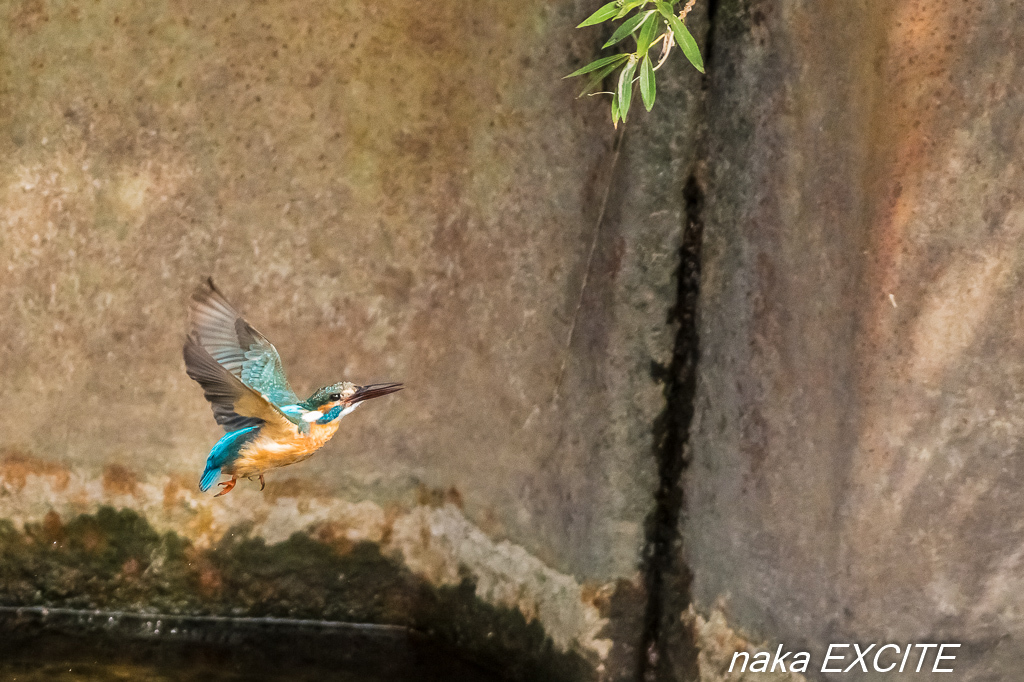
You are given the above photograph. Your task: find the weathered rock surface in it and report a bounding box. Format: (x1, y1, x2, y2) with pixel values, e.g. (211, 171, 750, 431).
(0, 0, 700, 678)
(688, 1, 1024, 680)
(11, 0, 1019, 679)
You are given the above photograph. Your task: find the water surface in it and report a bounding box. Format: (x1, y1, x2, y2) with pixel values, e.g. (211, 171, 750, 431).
(0, 608, 500, 682)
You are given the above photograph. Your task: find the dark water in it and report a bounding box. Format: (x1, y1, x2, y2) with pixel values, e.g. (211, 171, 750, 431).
(0, 608, 501, 682)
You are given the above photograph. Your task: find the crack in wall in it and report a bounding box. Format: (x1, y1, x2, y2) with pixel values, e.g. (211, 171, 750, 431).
(635, 0, 723, 676)
(704, 0, 721, 75)
(639, 173, 705, 682)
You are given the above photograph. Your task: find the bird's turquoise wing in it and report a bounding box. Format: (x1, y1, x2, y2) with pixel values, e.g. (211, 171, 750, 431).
(187, 279, 301, 408)
(184, 332, 302, 434)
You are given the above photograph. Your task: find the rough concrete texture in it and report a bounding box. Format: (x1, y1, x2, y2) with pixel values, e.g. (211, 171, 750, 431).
(688, 0, 1024, 680)
(0, 0, 701, 676)
(686, 608, 807, 682)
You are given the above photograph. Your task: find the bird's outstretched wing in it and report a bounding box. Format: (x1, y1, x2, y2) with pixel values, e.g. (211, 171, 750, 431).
(184, 332, 300, 437)
(187, 279, 301, 408)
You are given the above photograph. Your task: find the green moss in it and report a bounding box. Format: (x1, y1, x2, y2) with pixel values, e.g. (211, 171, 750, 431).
(0, 508, 593, 682)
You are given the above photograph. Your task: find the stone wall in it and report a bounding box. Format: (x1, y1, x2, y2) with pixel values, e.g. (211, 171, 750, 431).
(6, 0, 1020, 680)
(687, 1, 1024, 680)
(0, 0, 702, 678)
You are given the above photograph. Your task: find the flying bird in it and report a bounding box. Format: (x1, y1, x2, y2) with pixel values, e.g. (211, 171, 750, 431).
(183, 279, 402, 496)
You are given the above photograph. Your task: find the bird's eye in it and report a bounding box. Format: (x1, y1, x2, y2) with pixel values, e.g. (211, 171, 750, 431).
(329, 393, 342, 402)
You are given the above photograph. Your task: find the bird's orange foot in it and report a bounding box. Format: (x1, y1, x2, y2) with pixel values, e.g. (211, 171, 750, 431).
(214, 476, 237, 497)
(259, 474, 265, 491)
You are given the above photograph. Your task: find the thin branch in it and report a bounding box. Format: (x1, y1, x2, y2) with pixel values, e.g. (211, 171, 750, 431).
(653, 32, 673, 71)
(549, 123, 628, 405)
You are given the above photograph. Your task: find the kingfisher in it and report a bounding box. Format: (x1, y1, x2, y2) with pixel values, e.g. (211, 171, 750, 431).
(183, 279, 402, 496)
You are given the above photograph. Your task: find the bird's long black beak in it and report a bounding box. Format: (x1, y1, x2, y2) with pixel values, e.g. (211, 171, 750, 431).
(348, 382, 404, 404)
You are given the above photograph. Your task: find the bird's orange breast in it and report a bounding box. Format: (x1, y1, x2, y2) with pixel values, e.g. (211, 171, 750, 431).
(228, 420, 341, 478)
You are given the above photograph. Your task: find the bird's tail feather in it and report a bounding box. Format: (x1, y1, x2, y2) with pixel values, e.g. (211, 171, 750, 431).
(199, 466, 221, 492)
(199, 425, 260, 493)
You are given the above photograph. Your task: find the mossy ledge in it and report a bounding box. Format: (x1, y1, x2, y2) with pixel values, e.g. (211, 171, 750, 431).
(0, 506, 593, 682)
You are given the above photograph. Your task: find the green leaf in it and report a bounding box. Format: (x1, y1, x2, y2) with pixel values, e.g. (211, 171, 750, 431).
(578, 2, 619, 28)
(611, 91, 620, 125)
(656, 2, 704, 73)
(654, 1, 677, 16)
(640, 54, 656, 110)
(578, 61, 624, 97)
(564, 52, 630, 79)
(603, 10, 654, 48)
(635, 12, 660, 54)
(615, 0, 648, 19)
(671, 18, 704, 73)
(617, 57, 638, 121)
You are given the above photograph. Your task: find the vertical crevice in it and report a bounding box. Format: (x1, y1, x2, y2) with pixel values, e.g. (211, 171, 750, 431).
(638, 174, 705, 682)
(637, 0, 719, 678)
(634, 0, 724, 675)
(704, 0, 721, 72)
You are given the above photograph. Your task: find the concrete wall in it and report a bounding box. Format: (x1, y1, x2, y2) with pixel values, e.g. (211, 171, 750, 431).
(0, 0, 702, 677)
(688, 1, 1024, 680)
(8, 0, 1021, 680)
